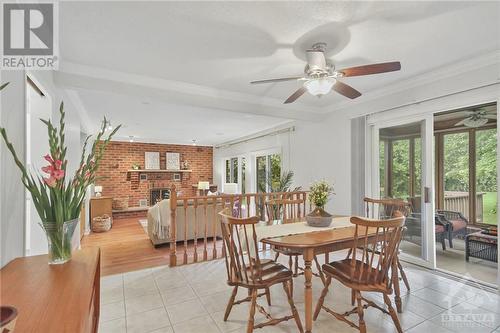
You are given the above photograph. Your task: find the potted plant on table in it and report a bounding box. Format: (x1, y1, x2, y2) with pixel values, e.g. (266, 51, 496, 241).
(0, 82, 120, 264)
(306, 180, 335, 227)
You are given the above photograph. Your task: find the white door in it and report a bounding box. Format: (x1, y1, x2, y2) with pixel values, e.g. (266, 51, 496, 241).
(369, 114, 435, 268)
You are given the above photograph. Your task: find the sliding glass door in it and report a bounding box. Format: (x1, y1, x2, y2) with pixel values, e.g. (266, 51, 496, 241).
(372, 115, 435, 267)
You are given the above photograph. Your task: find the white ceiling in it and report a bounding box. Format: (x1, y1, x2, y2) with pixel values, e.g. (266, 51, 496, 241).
(55, 1, 500, 144)
(72, 88, 291, 145)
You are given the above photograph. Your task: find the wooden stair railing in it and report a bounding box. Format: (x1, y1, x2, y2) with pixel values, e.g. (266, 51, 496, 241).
(168, 184, 308, 267)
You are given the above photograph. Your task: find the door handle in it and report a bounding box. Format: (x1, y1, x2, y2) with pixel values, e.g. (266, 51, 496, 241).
(424, 187, 431, 203)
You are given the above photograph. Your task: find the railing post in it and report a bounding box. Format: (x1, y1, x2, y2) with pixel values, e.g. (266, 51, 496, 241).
(169, 184, 177, 267)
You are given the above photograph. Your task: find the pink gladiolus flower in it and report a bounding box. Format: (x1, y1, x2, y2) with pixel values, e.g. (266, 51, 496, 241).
(41, 165, 54, 174)
(52, 169, 65, 180)
(44, 154, 54, 164)
(54, 160, 63, 169)
(43, 176, 57, 187)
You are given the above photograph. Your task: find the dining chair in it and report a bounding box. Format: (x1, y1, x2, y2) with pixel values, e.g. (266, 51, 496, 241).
(218, 208, 303, 333)
(265, 198, 326, 285)
(363, 197, 411, 291)
(314, 214, 405, 333)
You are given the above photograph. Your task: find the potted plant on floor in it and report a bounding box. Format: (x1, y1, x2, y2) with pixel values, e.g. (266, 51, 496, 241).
(0, 82, 120, 264)
(306, 180, 335, 227)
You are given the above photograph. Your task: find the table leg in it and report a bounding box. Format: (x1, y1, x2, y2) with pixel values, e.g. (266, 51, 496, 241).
(304, 248, 314, 333)
(391, 258, 402, 313)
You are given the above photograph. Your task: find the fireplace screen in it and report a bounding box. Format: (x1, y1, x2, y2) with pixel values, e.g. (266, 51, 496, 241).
(150, 188, 170, 205)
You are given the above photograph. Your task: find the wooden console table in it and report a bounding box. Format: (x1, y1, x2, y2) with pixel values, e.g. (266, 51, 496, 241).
(0, 248, 101, 332)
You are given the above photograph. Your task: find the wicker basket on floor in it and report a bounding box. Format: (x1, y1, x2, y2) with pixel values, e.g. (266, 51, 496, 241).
(92, 214, 112, 233)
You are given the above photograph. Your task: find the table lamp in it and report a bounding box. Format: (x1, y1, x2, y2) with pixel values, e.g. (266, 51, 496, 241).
(197, 181, 210, 196)
(94, 185, 103, 197)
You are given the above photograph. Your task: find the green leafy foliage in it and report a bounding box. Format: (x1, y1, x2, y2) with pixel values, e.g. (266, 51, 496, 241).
(309, 180, 334, 209)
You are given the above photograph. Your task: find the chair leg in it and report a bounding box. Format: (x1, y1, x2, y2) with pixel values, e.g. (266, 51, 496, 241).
(283, 280, 304, 333)
(448, 230, 454, 248)
(355, 290, 366, 333)
(265, 287, 271, 306)
(294, 255, 299, 276)
(313, 276, 331, 320)
(274, 251, 280, 261)
(246, 288, 257, 333)
(289, 255, 293, 273)
(397, 258, 410, 291)
(313, 255, 326, 286)
(440, 234, 446, 251)
(383, 293, 403, 333)
(351, 289, 356, 306)
(224, 286, 238, 321)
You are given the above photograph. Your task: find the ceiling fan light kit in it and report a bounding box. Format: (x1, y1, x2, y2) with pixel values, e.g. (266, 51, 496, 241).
(250, 42, 402, 104)
(304, 77, 336, 96)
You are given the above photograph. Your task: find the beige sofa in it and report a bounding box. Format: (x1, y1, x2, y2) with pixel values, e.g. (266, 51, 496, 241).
(147, 199, 223, 246)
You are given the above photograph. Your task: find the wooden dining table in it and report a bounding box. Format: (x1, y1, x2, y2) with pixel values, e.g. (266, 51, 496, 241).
(260, 217, 402, 333)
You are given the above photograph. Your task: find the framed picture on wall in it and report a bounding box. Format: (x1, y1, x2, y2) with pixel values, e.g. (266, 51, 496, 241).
(166, 152, 180, 170)
(145, 152, 160, 170)
(172, 173, 181, 181)
(139, 173, 147, 181)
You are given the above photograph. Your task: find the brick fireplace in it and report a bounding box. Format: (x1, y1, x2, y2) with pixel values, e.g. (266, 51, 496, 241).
(95, 141, 213, 212)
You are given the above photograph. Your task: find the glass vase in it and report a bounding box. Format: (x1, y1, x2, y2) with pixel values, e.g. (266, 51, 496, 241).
(43, 218, 79, 264)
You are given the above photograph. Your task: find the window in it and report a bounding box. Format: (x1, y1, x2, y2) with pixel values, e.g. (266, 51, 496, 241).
(225, 157, 238, 183)
(256, 153, 281, 192)
(436, 124, 497, 225)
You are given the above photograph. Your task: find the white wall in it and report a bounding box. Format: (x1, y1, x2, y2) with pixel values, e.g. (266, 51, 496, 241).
(0, 71, 26, 267)
(213, 112, 353, 216)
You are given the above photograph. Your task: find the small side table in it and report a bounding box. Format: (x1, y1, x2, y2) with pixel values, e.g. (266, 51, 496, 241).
(465, 231, 497, 263)
(89, 196, 113, 230)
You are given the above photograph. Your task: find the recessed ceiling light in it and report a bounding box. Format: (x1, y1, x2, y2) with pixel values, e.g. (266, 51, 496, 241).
(191, 139, 197, 146)
(216, 132, 224, 136)
(129, 136, 134, 142)
(141, 101, 150, 105)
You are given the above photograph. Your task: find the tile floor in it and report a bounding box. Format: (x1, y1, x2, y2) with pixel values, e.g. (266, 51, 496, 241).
(99, 252, 500, 333)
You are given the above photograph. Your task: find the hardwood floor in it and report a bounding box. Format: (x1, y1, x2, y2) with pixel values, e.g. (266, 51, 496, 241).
(81, 218, 170, 276)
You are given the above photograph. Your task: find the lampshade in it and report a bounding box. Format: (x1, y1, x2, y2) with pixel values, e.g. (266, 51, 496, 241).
(94, 185, 103, 193)
(197, 181, 210, 190)
(304, 78, 336, 96)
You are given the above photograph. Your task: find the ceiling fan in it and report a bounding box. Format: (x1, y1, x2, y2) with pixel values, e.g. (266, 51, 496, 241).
(454, 108, 496, 128)
(250, 42, 401, 104)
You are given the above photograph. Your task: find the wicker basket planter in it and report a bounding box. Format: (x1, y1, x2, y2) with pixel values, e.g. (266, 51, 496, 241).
(92, 214, 112, 233)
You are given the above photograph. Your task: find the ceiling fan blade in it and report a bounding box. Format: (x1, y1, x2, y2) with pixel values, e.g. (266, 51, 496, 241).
(332, 81, 362, 99)
(284, 87, 307, 104)
(250, 76, 303, 84)
(484, 115, 497, 119)
(338, 61, 401, 77)
(454, 119, 467, 126)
